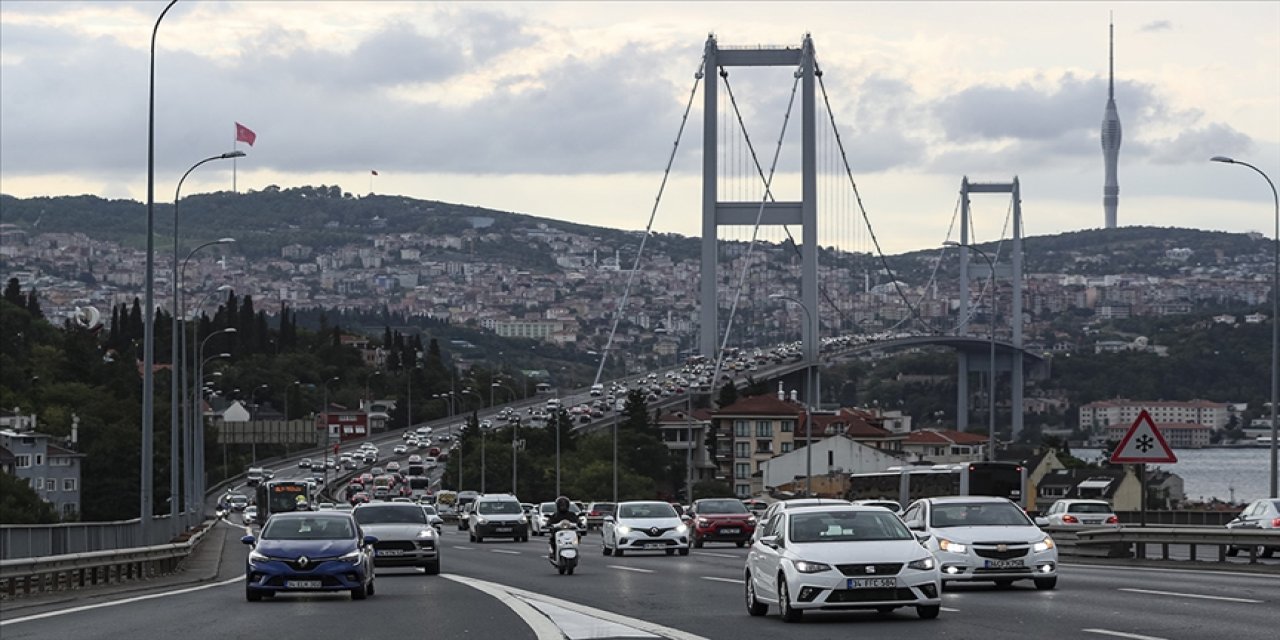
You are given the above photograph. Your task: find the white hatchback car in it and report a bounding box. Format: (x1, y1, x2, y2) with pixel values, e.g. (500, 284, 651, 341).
(745, 505, 941, 622)
(1043, 499, 1120, 528)
(903, 496, 1058, 590)
(602, 501, 690, 556)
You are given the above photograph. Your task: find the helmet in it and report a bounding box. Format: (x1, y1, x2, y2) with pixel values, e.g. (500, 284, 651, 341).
(555, 496, 571, 511)
(295, 497, 311, 511)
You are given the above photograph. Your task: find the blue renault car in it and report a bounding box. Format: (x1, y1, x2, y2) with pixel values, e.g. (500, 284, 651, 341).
(242, 511, 377, 601)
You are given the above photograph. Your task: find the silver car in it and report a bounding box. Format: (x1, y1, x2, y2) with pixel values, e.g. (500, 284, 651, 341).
(352, 503, 441, 574)
(1226, 498, 1280, 558)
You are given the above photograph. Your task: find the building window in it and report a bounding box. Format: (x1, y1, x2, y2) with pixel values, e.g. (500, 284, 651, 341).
(33, 477, 43, 490)
(47, 478, 57, 491)
(63, 478, 77, 492)
(736, 484, 751, 498)
(735, 463, 750, 479)
(734, 420, 750, 437)
(755, 421, 772, 437)
(781, 442, 793, 453)
(34, 454, 43, 466)
(781, 420, 794, 433)
(15, 454, 31, 469)
(50, 457, 72, 467)
(63, 503, 78, 517)
(755, 440, 773, 454)
(735, 442, 750, 459)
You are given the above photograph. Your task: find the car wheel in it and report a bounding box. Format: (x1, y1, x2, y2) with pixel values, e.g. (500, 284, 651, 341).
(736, 541, 746, 548)
(693, 537, 703, 549)
(469, 532, 475, 542)
(666, 548, 675, 556)
(917, 604, 940, 619)
(1034, 576, 1057, 591)
(678, 548, 689, 556)
(614, 544, 625, 558)
(246, 586, 263, 602)
(745, 573, 768, 616)
(1226, 546, 1239, 557)
(351, 585, 367, 600)
(1261, 546, 1276, 559)
(423, 560, 440, 575)
(778, 578, 802, 622)
(367, 578, 375, 596)
(603, 544, 613, 556)
(475, 535, 483, 543)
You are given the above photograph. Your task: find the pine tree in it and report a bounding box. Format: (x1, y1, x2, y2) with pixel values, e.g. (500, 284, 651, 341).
(24, 287, 42, 318)
(2, 277, 21, 305)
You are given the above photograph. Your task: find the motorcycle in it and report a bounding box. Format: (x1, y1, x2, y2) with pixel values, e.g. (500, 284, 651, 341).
(550, 521, 579, 575)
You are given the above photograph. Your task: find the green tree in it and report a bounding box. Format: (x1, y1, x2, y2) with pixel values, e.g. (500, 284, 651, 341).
(717, 381, 738, 409)
(0, 473, 59, 524)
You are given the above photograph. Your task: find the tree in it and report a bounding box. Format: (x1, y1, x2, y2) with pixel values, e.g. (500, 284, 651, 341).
(717, 381, 738, 409)
(0, 469, 59, 524)
(692, 479, 734, 499)
(3, 277, 23, 305)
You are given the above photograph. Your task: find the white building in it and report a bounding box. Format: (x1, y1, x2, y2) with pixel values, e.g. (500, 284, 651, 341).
(758, 435, 903, 496)
(1079, 399, 1230, 431)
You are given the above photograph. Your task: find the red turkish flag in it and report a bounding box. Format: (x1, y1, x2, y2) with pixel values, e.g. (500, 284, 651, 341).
(235, 122, 257, 146)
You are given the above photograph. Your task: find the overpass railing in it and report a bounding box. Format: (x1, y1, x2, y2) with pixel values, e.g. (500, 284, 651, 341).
(0, 515, 184, 561)
(1046, 525, 1280, 565)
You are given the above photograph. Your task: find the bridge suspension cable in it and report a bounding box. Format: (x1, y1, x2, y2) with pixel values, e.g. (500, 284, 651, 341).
(592, 53, 708, 387)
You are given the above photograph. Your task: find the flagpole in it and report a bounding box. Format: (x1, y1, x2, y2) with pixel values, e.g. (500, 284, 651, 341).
(232, 137, 238, 193)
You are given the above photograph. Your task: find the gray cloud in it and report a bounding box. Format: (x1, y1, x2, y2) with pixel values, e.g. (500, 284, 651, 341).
(1140, 20, 1173, 32)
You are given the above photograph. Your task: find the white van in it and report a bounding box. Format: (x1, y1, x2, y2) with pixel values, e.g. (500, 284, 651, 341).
(590, 383, 604, 397)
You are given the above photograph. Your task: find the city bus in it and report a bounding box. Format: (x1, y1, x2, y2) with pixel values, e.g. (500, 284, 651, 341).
(254, 480, 315, 522)
(408, 476, 432, 501)
(848, 462, 1029, 510)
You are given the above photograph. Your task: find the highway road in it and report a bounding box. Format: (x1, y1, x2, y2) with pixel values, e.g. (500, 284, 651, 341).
(3, 516, 1276, 640)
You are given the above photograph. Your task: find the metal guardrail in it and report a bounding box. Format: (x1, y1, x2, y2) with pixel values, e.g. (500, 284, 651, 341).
(0, 520, 212, 599)
(0, 514, 185, 561)
(1054, 525, 1280, 564)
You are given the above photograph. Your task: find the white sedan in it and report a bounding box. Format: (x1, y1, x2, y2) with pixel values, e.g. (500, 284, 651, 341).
(902, 496, 1058, 590)
(602, 501, 690, 557)
(745, 505, 941, 622)
(393, 444, 408, 455)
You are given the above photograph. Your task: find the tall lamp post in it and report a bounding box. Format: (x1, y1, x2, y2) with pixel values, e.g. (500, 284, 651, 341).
(493, 383, 519, 495)
(142, 0, 179, 547)
(771, 294, 815, 496)
(1212, 156, 1279, 498)
(182, 280, 231, 522)
(250, 384, 270, 465)
(461, 388, 484, 492)
(944, 241, 998, 462)
(195, 327, 234, 496)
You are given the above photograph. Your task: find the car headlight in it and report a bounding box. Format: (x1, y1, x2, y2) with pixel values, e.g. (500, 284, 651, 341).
(248, 550, 271, 563)
(907, 556, 936, 570)
(1033, 537, 1056, 552)
(697, 518, 710, 527)
(476, 517, 488, 525)
(519, 516, 528, 524)
(938, 538, 968, 553)
(616, 525, 632, 534)
(793, 560, 832, 574)
(339, 549, 364, 563)
(746, 516, 757, 525)
(675, 524, 688, 534)
(417, 529, 436, 539)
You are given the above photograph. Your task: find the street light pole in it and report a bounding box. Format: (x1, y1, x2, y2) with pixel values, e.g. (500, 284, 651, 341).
(142, 0, 179, 547)
(195, 327, 234, 492)
(945, 241, 998, 462)
(1212, 156, 1279, 498)
(493, 383, 518, 495)
(461, 388, 484, 492)
(179, 250, 231, 526)
(771, 294, 814, 496)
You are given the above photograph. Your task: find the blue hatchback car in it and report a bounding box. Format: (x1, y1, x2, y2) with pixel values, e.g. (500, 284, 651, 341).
(242, 511, 377, 601)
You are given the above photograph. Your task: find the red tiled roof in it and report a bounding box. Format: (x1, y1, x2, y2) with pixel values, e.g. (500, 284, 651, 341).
(716, 394, 804, 417)
(657, 408, 714, 424)
(904, 429, 988, 445)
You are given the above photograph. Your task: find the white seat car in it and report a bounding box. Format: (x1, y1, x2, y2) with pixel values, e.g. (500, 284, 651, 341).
(602, 501, 690, 556)
(1043, 499, 1119, 528)
(902, 496, 1058, 590)
(745, 505, 942, 622)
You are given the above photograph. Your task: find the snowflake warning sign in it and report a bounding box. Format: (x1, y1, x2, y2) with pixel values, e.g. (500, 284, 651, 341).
(1109, 409, 1178, 464)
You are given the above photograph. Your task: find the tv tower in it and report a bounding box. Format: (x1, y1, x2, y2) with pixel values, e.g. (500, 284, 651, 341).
(1101, 16, 1122, 229)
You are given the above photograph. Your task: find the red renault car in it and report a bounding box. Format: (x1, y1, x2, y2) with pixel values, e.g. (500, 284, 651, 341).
(688, 498, 757, 547)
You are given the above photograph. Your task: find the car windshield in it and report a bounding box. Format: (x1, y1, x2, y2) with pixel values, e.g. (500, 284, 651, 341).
(262, 516, 354, 540)
(618, 503, 677, 519)
(353, 505, 427, 524)
(862, 502, 901, 512)
(421, 506, 437, 515)
(477, 501, 522, 515)
(789, 511, 913, 543)
(1067, 503, 1113, 514)
(696, 499, 748, 515)
(541, 503, 580, 514)
(591, 503, 616, 512)
(931, 502, 1031, 527)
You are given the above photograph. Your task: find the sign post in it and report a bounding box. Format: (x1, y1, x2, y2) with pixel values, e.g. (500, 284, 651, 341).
(1109, 410, 1177, 528)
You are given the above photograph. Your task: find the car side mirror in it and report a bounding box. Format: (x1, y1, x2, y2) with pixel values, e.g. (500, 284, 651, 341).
(681, 515, 692, 523)
(758, 535, 779, 549)
(240, 534, 256, 545)
(906, 521, 924, 531)
(363, 535, 379, 546)
(603, 516, 614, 524)
(913, 531, 932, 544)
(1034, 517, 1050, 528)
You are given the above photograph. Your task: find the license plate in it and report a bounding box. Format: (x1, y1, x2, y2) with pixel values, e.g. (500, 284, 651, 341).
(720, 528, 740, 534)
(495, 527, 512, 533)
(985, 559, 1024, 569)
(377, 549, 404, 556)
(286, 580, 321, 589)
(644, 543, 665, 549)
(847, 578, 896, 589)
(1083, 519, 1101, 524)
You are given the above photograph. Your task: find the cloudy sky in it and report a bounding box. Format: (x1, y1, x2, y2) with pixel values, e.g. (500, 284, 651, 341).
(1, 1, 1277, 253)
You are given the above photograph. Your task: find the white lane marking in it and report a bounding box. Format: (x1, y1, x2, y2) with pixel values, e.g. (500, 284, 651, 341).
(1083, 629, 1168, 640)
(1062, 562, 1280, 580)
(1116, 587, 1263, 604)
(608, 565, 655, 574)
(442, 575, 562, 640)
(491, 549, 521, 555)
(692, 551, 737, 558)
(519, 597, 659, 639)
(701, 576, 741, 584)
(445, 575, 709, 640)
(0, 576, 243, 627)
(941, 607, 962, 612)
(453, 545, 474, 550)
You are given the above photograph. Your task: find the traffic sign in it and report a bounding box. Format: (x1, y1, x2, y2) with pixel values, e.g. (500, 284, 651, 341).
(1109, 409, 1178, 464)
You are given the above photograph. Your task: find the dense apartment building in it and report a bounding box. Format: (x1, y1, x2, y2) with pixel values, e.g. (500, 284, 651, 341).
(1105, 422, 1212, 449)
(0, 415, 85, 519)
(711, 394, 804, 498)
(1079, 399, 1230, 431)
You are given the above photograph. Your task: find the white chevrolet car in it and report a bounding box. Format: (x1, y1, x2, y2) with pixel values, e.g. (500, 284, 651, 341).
(745, 505, 941, 622)
(902, 496, 1057, 590)
(602, 501, 690, 556)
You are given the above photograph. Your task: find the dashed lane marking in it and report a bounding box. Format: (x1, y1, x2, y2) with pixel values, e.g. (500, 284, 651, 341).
(1083, 629, 1168, 640)
(700, 576, 741, 584)
(608, 565, 655, 574)
(941, 607, 961, 612)
(491, 549, 521, 555)
(692, 551, 738, 558)
(453, 546, 474, 550)
(1116, 587, 1263, 604)
(0, 577, 243, 627)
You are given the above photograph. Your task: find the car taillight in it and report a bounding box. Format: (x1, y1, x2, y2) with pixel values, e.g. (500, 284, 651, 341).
(1062, 515, 1078, 524)
(590, 511, 599, 516)
(1105, 515, 1119, 524)
(1273, 517, 1280, 528)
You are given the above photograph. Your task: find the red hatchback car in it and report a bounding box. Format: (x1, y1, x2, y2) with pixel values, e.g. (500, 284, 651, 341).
(688, 498, 757, 547)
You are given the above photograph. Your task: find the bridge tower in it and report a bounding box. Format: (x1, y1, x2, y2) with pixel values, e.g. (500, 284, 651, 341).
(699, 34, 820, 379)
(955, 177, 1026, 441)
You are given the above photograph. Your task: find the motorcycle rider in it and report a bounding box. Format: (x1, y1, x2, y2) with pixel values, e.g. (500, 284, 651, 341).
(546, 496, 578, 557)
